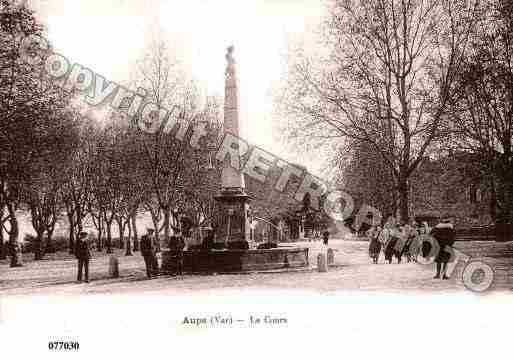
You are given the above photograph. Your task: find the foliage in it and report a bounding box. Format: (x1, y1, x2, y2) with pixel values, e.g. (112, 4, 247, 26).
(0, 1, 78, 263)
(276, 0, 480, 221)
(449, 0, 513, 223)
(340, 140, 396, 218)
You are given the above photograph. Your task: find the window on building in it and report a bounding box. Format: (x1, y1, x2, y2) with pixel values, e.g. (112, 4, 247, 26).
(476, 188, 482, 202)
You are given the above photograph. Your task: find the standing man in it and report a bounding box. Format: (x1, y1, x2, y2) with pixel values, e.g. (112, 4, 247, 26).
(75, 232, 91, 283)
(140, 233, 154, 279)
(148, 228, 160, 253)
(430, 217, 456, 280)
(368, 225, 382, 264)
(147, 228, 159, 274)
(201, 227, 215, 251)
(322, 231, 330, 246)
(175, 232, 185, 276)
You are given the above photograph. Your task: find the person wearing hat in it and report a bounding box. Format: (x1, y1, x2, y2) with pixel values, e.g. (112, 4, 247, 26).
(148, 228, 160, 273)
(140, 229, 156, 278)
(75, 232, 91, 283)
(146, 227, 155, 240)
(201, 226, 215, 251)
(322, 231, 330, 246)
(430, 217, 456, 280)
(174, 232, 186, 276)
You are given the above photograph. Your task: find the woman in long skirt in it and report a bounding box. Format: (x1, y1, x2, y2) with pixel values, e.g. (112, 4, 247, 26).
(384, 223, 402, 264)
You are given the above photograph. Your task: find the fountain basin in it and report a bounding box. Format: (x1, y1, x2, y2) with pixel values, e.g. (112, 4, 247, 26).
(160, 247, 309, 273)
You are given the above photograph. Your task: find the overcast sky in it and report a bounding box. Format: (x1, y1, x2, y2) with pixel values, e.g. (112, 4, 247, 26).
(32, 0, 326, 169)
(18, 0, 327, 236)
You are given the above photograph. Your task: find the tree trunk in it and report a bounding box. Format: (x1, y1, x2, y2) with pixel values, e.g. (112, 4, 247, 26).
(151, 212, 161, 251)
(33, 231, 44, 261)
(398, 177, 409, 224)
(101, 226, 106, 250)
(151, 215, 159, 235)
(67, 212, 75, 254)
(0, 204, 5, 260)
(163, 207, 170, 250)
(106, 220, 113, 254)
(131, 214, 139, 251)
(7, 202, 21, 267)
(119, 223, 125, 249)
(96, 215, 103, 251)
(117, 218, 124, 250)
(76, 206, 84, 234)
(0, 223, 5, 260)
(125, 219, 132, 256)
(391, 186, 398, 220)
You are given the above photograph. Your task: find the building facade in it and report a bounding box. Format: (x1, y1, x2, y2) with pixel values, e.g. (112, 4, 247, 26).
(410, 153, 493, 227)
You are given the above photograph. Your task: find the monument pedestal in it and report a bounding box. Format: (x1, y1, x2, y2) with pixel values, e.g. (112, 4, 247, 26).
(214, 191, 251, 246)
(158, 45, 309, 274)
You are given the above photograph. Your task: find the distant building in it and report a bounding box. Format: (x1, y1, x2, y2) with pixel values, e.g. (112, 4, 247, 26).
(410, 153, 493, 227)
(244, 162, 331, 241)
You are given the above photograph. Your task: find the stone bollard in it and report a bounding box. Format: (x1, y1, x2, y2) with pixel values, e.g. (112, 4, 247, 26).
(153, 252, 160, 275)
(317, 253, 328, 272)
(327, 248, 334, 266)
(108, 255, 119, 278)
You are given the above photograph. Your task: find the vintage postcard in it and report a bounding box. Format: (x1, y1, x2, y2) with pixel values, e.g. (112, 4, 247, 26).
(1, 0, 512, 357)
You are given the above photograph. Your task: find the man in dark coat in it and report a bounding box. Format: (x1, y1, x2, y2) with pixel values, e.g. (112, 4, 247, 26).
(147, 228, 160, 272)
(322, 231, 330, 245)
(8, 240, 23, 268)
(430, 218, 456, 280)
(175, 233, 186, 276)
(140, 233, 155, 278)
(201, 227, 214, 251)
(75, 232, 91, 283)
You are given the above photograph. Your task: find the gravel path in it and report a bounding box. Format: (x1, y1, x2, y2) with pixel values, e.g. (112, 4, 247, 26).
(1, 240, 509, 296)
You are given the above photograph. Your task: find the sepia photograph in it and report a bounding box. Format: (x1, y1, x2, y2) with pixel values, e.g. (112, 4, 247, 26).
(1, 0, 512, 357)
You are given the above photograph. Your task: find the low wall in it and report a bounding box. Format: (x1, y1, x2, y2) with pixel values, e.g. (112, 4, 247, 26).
(161, 247, 309, 273)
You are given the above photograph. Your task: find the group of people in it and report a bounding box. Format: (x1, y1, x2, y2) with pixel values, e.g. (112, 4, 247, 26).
(140, 228, 160, 279)
(137, 227, 188, 279)
(73, 227, 186, 283)
(366, 217, 456, 280)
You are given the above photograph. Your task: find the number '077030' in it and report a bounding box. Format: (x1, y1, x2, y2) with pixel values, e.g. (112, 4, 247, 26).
(48, 341, 80, 350)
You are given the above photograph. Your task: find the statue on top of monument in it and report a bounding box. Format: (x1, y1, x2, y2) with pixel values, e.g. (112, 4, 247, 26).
(225, 45, 236, 79)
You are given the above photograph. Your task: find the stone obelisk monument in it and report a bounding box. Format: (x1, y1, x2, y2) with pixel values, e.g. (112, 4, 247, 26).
(215, 46, 251, 246)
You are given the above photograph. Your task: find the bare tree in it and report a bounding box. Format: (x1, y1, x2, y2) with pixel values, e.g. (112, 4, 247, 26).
(178, 97, 223, 234)
(133, 38, 203, 245)
(110, 113, 146, 256)
(89, 123, 123, 254)
(277, 0, 479, 221)
(62, 119, 93, 254)
(339, 140, 397, 218)
(64, 193, 89, 251)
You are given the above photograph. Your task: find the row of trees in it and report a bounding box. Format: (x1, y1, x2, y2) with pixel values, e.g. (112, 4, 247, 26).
(278, 0, 513, 224)
(1, 1, 79, 263)
(0, 1, 223, 264)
